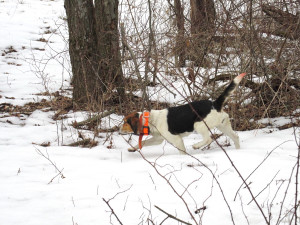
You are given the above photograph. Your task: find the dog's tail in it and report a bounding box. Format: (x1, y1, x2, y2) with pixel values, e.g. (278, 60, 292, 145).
(213, 73, 246, 111)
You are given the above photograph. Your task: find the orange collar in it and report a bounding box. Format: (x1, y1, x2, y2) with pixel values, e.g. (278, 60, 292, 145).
(139, 111, 150, 149)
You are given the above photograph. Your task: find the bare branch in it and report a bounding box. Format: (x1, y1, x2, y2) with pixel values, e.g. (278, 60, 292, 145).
(102, 198, 124, 225)
(154, 205, 192, 225)
(34, 146, 65, 184)
(102, 185, 132, 225)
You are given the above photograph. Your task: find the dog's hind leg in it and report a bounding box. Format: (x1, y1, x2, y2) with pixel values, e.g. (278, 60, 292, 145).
(217, 115, 240, 149)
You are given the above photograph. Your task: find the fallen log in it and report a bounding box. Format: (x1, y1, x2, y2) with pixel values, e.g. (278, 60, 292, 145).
(72, 109, 115, 129)
(262, 4, 300, 40)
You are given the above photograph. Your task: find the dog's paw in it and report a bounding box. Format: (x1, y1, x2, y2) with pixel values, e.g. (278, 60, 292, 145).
(128, 147, 137, 152)
(192, 144, 200, 150)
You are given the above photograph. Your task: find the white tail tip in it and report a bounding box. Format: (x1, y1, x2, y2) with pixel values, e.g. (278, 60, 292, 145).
(234, 72, 247, 83)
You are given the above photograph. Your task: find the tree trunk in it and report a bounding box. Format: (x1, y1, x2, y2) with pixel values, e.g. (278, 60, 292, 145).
(94, 0, 124, 98)
(64, 0, 124, 109)
(190, 0, 216, 66)
(174, 0, 186, 67)
(65, 0, 101, 107)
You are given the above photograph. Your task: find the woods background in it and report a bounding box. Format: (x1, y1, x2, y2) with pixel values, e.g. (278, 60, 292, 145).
(64, 0, 299, 131)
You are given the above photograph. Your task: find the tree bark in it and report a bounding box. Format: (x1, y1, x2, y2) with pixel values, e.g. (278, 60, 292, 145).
(190, 0, 216, 66)
(94, 0, 124, 97)
(174, 0, 186, 67)
(190, 0, 215, 35)
(64, 0, 124, 109)
(65, 0, 101, 107)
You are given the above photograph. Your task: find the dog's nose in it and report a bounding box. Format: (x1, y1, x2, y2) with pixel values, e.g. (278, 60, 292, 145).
(119, 127, 125, 134)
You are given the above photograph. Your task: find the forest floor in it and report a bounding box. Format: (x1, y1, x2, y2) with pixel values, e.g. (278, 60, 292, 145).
(0, 1, 299, 225)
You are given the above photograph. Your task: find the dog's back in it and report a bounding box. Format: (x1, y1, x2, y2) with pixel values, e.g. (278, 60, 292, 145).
(167, 100, 213, 134)
(167, 72, 247, 135)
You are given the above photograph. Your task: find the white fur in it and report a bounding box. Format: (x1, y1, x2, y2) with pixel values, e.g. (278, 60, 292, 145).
(128, 109, 240, 154)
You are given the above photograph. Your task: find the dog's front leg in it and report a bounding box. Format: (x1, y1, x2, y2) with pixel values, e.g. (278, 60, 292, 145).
(128, 136, 164, 152)
(163, 133, 186, 154)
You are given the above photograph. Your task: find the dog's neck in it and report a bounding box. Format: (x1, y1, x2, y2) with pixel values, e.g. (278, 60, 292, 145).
(138, 111, 150, 149)
(139, 111, 150, 135)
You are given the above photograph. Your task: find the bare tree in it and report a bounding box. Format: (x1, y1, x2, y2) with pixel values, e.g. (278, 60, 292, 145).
(64, 0, 124, 109)
(190, 0, 216, 67)
(174, 0, 186, 67)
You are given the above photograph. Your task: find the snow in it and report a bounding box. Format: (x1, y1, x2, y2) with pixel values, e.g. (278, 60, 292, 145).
(0, 1, 299, 225)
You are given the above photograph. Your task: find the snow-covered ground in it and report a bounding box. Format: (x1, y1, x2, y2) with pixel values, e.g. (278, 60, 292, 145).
(0, 1, 299, 225)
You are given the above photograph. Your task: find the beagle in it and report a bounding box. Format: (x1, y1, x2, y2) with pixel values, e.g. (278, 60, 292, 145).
(120, 73, 246, 154)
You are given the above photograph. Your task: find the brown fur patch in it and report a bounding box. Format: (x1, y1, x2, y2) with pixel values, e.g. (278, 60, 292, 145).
(120, 122, 134, 133)
(121, 112, 140, 134)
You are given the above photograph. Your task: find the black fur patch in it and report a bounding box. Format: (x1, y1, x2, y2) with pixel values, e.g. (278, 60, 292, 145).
(213, 81, 236, 111)
(167, 100, 213, 135)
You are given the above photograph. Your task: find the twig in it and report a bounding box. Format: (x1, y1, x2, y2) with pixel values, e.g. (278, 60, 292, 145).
(154, 205, 192, 225)
(102, 185, 132, 225)
(276, 163, 297, 225)
(234, 140, 293, 201)
(141, 122, 236, 225)
(120, 23, 142, 83)
(138, 150, 198, 224)
(34, 146, 65, 184)
(194, 206, 207, 214)
(247, 170, 280, 205)
(120, 21, 150, 110)
(293, 129, 300, 225)
(238, 194, 250, 225)
(48, 168, 65, 184)
(102, 198, 123, 225)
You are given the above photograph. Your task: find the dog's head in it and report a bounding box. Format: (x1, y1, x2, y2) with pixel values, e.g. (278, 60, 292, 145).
(119, 112, 140, 135)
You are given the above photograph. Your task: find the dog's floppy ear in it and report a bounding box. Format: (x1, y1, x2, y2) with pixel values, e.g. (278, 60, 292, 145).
(127, 112, 140, 134)
(121, 112, 140, 134)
